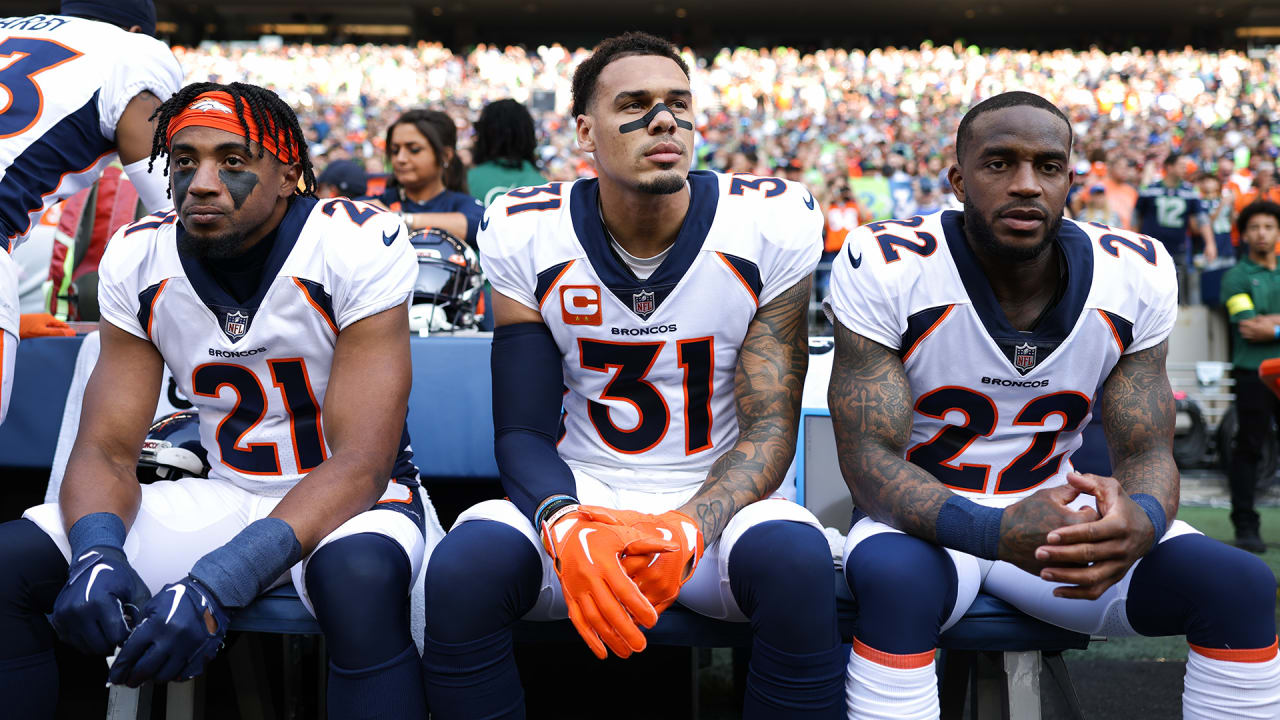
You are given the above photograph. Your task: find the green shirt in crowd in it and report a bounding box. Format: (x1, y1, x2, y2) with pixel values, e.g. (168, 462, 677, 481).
(468, 160, 546, 208)
(1222, 257, 1280, 370)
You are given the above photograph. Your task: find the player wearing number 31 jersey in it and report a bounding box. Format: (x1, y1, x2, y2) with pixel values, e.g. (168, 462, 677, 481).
(423, 33, 845, 720)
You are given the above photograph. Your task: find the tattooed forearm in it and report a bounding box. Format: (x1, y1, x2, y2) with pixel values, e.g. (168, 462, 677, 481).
(680, 278, 810, 543)
(828, 322, 953, 541)
(1101, 340, 1179, 520)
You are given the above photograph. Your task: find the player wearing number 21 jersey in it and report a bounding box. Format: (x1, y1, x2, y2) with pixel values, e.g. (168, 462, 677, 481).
(0, 84, 436, 719)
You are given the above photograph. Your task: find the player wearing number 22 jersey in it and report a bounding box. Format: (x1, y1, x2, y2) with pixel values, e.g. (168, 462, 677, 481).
(829, 210, 1175, 504)
(825, 93, 1279, 720)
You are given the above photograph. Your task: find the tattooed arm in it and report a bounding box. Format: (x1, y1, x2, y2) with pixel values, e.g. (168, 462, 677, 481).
(828, 320, 1097, 570)
(1035, 341, 1177, 599)
(826, 320, 952, 540)
(676, 277, 810, 544)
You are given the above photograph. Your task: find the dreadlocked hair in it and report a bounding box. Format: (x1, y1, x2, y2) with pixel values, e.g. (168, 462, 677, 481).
(147, 81, 316, 197)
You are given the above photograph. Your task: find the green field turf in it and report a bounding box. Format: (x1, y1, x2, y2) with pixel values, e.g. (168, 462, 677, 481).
(1066, 505, 1280, 662)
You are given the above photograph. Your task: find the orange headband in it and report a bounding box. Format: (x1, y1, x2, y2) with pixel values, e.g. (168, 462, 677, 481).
(165, 91, 299, 164)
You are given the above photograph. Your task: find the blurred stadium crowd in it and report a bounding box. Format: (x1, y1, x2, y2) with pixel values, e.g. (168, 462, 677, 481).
(169, 41, 1280, 300)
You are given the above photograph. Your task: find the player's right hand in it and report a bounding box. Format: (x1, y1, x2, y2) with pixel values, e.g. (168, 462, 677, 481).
(51, 546, 151, 657)
(542, 505, 678, 659)
(997, 485, 1099, 576)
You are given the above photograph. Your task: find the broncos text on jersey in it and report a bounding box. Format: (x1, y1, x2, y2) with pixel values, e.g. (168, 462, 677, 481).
(825, 211, 1177, 506)
(97, 197, 418, 496)
(480, 171, 822, 490)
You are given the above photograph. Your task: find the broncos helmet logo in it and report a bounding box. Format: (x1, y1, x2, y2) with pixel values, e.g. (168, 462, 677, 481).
(189, 98, 233, 114)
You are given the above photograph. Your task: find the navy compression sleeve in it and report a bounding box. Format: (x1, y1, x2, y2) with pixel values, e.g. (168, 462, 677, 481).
(491, 322, 577, 524)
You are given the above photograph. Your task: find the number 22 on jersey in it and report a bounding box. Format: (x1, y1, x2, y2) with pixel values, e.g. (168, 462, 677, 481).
(192, 358, 327, 475)
(578, 338, 714, 456)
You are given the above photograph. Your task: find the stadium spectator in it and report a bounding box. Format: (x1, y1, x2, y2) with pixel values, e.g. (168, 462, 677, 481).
(364, 109, 485, 247)
(315, 158, 369, 198)
(817, 184, 865, 302)
(467, 99, 546, 207)
(1076, 184, 1124, 227)
(1233, 161, 1280, 247)
(1133, 153, 1216, 302)
(1221, 200, 1280, 553)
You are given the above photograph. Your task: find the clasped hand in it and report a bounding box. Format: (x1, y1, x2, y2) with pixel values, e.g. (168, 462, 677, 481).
(1001, 471, 1157, 600)
(544, 506, 703, 660)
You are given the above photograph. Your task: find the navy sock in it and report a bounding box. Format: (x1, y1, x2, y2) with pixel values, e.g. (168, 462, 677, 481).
(0, 651, 57, 719)
(327, 643, 426, 720)
(306, 532, 423, 716)
(421, 521, 541, 720)
(729, 521, 844, 718)
(844, 532, 957, 654)
(1128, 533, 1278, 649)
(0, 519, 67, 719)
(743, 639, 847, 719)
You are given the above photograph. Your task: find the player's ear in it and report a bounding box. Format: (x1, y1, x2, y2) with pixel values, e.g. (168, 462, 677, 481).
(576, 115, 595, 154)
(947, 163, 965, 202)
(279, 161, 302, 198)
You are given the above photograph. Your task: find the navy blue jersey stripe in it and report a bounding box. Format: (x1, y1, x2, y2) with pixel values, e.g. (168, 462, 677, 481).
(534, 261, 573, 307)
(136, 280, 167, 338)
(717, 252, 763, 303)
(1099, 309, 1134, 352)
(293, 277, 338, 333)
(899, 304, 954, 361)
(0, 91, 113, 240)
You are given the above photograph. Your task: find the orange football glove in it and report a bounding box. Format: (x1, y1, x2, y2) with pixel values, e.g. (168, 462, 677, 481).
(618, 510, 704, 615)
(541, 505, 677, 659)
(1261, 358, 1280, 399)
(19, 313, 74, 339)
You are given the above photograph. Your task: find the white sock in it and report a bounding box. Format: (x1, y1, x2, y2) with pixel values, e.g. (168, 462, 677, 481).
(1184, 640, 1280, 719)
(845, 639, 938, 720)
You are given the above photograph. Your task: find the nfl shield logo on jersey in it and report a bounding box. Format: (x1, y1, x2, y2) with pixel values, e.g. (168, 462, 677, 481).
(1013, 342, 1038, 373)
(224, 310, 249, 339)
(632, 289, 656, 318)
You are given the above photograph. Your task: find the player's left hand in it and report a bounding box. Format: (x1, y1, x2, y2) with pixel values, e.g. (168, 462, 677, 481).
(1033, 472, 1156, 600)
(18, 313, 74, 338)
(618, 510, 704, 616)
(108, 576, 229, 687)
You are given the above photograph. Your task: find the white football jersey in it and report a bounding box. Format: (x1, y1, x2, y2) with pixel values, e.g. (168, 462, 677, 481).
(98, 197, 418, 496)
(481, 171, 822, 490)
(825, 211, 1177, 506)
(0, 15, 182, 248)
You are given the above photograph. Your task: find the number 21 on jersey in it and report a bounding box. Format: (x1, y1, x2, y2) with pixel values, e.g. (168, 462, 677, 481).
(191, 358, 327, 475)
(578, 338, 713, 456)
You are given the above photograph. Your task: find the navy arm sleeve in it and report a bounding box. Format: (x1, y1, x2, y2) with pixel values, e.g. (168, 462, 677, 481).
(491, 322, 577, 524)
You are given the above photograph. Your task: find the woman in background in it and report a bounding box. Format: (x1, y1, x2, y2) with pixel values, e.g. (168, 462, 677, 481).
(366, 109, 485, 247)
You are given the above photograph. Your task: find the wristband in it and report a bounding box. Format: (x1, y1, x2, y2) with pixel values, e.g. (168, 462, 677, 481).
(189, 518, 302, 608)
(935, 496, 1004, 560)
(542, 503, 581, 535)
(1130, 493, 1168, 542)
(535, 494, 578, 528)
(1272, 324, 1279, 339)
(67, 512, 127, 557)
